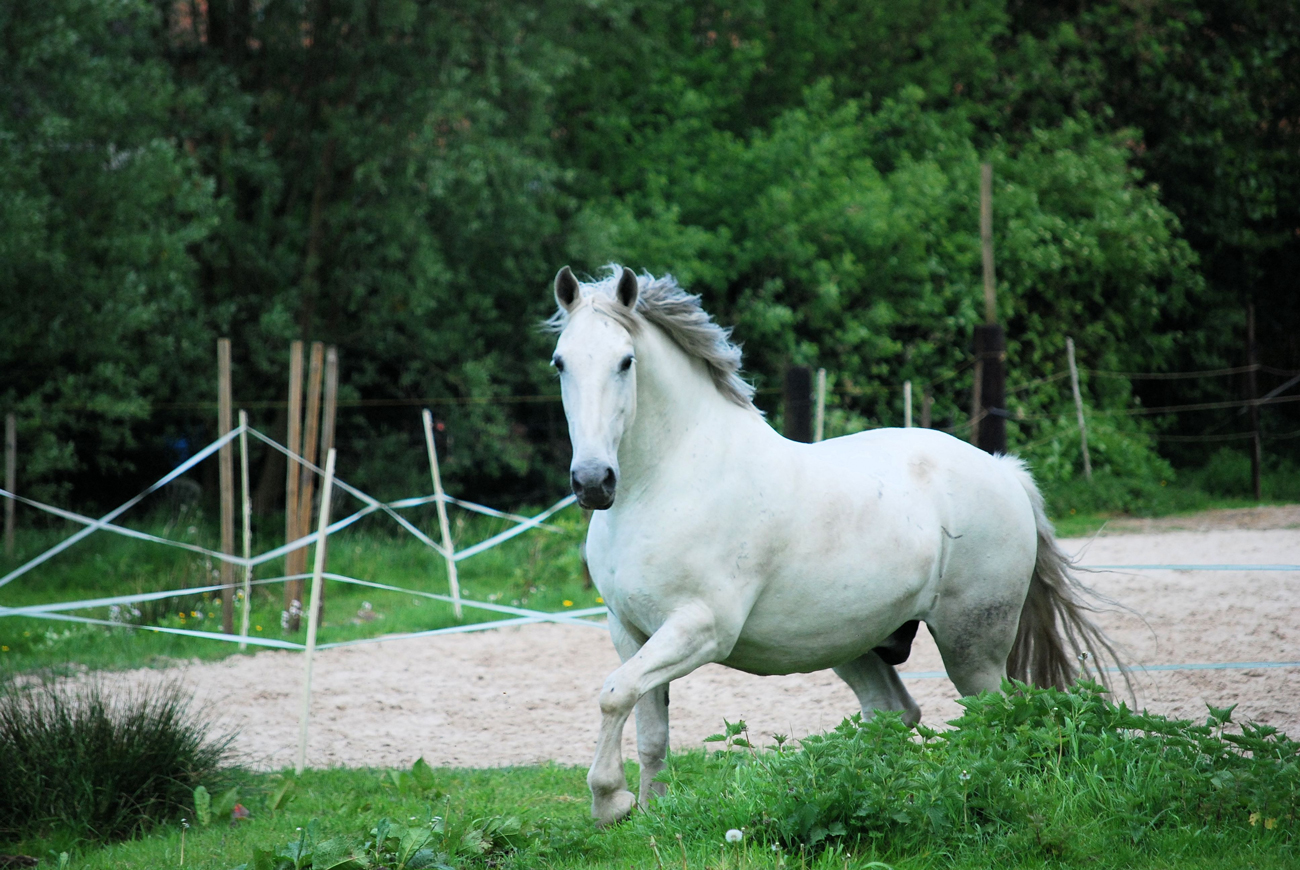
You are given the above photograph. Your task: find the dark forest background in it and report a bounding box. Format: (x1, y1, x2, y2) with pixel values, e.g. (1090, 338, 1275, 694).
(2, 0, 1297, 515)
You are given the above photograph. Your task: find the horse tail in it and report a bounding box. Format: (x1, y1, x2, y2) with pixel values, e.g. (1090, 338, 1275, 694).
(999, 457, 1130, 695)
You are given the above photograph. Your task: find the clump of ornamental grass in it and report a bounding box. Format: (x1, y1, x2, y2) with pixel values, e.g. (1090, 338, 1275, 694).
(637, 681, 1298, 864)
(0, 678, 232, 843)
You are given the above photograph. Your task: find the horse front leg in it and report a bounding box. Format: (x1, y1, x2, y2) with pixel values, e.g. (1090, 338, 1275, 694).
(589, 604, 724, 826)
(604, 616, 668, 810)
(634, 683, 670, 807)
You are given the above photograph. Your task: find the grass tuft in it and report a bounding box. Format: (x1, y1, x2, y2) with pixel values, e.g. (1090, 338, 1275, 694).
(0, 678, 232, 845)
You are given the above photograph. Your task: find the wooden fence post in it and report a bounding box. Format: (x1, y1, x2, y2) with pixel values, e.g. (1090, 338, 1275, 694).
(813, 368, 827, 443)
(4, 413, 14, 556)
(1247, 303, 1262, 501)
(903, 381, 913, 428)
(1066, 337, 1093, 482)
(284, 341, 304, 621)
(218, 339, 236, 634)
(313, 346, 339, 615)
(423, 409, 461, 619)
(972, 162, 1007, 455)
(784, 366, 813, 443)
(296, 447, 337, 776)
(288, 341, 325, 632)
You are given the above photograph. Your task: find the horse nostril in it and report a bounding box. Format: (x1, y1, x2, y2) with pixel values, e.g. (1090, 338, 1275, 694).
(602, 467, 616, 489)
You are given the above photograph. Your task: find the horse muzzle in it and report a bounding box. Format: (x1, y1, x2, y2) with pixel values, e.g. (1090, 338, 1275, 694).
(571, 461, 617, 510)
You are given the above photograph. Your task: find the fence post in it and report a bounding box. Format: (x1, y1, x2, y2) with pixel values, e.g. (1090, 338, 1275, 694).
(974, 325, 1006, 453)
(289, 341, 325, 632)
(813, 368, 827, 443)
(1066, 337, 1093, 482)
(296, 447, 336, 776)
(4, 413, 14, 556)
(903, 381, 913, 428)
(238, 410, 254, 650)
(784, 366, 813, 443)
(423, 409, 461, 619)
(218, 339, 236, 634)
(1247, 303, 1262, 501)
(972, 162, 1007, 454)
(313, 346, 339, 615)
(284, 341, 304, 622)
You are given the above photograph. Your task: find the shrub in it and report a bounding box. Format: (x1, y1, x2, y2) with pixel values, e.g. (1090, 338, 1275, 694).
(639, 682, 1299, 863)
(0, 679, 232, 843)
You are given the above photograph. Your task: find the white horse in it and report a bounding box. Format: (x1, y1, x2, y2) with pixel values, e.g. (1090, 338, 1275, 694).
(547, 265, 1121, 826)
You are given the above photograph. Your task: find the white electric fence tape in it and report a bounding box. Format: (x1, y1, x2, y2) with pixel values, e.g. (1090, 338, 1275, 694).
(2, 424, 1297, 677)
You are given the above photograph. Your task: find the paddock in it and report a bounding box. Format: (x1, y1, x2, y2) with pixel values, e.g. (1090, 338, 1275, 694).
(80, 506, 1300, 771)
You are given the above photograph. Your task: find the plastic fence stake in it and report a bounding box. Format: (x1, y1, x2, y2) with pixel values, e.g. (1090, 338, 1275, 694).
(239, 411, 253, 651)
(296, 447, 336, 776)
(423, 409, 462, 619)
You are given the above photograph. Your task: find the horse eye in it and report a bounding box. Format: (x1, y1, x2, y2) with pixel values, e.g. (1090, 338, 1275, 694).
(551, 357, 565, 373)
(618, 355, 634, 373)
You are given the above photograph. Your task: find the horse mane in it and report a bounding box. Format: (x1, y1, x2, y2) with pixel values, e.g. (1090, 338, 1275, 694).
(545, 267, 757, 410)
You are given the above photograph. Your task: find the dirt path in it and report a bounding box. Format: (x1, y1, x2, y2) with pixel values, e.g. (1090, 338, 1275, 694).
(103, 522, 1300, 771)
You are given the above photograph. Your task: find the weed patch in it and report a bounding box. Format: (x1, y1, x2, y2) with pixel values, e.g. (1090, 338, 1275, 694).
(637, 681, 1299, 865)
(0, 679, 232, 846)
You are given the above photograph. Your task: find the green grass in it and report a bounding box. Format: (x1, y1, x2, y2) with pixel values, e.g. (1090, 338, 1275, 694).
(6, 686, 1296, 869)
(0, 502, 596, 679)
(1050, 492, 1297, 539)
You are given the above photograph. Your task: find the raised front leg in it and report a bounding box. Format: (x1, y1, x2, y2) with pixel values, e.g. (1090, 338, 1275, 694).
(589, 604, 725, 826)
(604, 615, 668, 809)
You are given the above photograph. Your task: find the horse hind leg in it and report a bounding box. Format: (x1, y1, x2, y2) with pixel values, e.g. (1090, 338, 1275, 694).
(634, 683, 669, 807)
(926, 595, 1023, 697)
(834, 649, 921, 727)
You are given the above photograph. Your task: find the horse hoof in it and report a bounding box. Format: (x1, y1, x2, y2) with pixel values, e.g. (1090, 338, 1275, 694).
(592, 789, 636, 827)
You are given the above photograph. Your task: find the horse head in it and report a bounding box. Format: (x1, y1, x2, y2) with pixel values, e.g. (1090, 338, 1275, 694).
(551, 265, 640, 510)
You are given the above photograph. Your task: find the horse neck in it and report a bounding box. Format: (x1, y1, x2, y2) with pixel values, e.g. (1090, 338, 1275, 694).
(619, 323, 755, 487)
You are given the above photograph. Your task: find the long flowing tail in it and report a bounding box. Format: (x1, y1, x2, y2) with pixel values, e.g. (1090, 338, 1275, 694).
(1001, 458, 1130, 694)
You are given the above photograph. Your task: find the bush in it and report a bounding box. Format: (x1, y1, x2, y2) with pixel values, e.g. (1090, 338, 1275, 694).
(0, 679, 232, 843)
(638, 682, 1299, 864)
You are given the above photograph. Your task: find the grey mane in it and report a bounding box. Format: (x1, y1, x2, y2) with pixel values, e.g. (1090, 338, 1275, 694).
(546, 267, 757, 410)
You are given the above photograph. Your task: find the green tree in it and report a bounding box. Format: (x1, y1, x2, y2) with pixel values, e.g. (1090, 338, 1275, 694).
(0, 0, 217, 504)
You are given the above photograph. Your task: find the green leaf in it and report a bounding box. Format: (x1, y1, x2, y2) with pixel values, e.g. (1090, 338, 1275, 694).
(703, 734, 726, 743)
(269, 778, 296, 813)
(396, 825, 435, 868)
(194, 785, 211, 827)
(249, 848, 278, 870)
(213, 786, 241, 822)
(411, 757, 436, 791)
(313, 837, 370, 870)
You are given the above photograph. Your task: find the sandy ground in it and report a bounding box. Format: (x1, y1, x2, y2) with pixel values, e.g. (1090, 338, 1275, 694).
(100, 515, 1300, 772)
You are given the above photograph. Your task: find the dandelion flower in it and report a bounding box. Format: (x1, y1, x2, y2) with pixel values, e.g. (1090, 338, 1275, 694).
(596, 596, 604, 603)
(563, 600, 574, 607)
(725, 829, 743, 843)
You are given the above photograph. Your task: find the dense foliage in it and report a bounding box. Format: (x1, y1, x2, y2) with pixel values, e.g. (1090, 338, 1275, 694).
(0, 679, 230, 843)
(2, 0, 1297, 509)
(640, 682, 1299, 864)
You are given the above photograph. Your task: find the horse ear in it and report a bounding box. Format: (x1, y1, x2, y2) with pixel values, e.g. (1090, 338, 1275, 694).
(616, 267, 639, 309)
(554, 266, 581, 311)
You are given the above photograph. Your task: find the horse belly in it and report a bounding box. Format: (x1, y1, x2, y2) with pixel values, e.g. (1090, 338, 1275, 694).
(722, 557, 935, 676)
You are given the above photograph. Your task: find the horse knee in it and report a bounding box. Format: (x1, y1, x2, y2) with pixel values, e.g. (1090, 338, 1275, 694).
(598, 677, 638, 717)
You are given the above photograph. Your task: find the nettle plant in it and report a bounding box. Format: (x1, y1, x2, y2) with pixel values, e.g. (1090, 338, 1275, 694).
(640, 681, 1299, 859)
